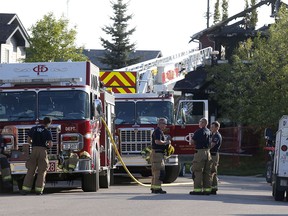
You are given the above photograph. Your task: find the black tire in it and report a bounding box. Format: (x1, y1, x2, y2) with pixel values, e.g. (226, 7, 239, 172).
(0, 177, 3, 193)
(82, 172, 99, 192)
(17, 177, 24, 191)
(140, 171, 151, 177)
(265, 161, 273, 183)
(82, 148, 99, 192)
(273, 182, 285, 201)
(99, 169, 111, 188)
(0, 177, 13, 193)
(163, 164, 181, 183)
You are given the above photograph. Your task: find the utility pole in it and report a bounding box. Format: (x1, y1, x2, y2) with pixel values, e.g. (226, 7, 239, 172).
(207, 0, 210, 28)
(66, 0, 70, 18)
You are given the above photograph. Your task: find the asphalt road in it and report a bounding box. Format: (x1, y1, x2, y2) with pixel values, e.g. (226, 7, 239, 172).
(0, 174, 287, 216)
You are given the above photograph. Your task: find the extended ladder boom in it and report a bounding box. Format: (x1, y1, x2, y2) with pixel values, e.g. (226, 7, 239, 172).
(116, 47, 212, 73)
(115, 47, 213, 93)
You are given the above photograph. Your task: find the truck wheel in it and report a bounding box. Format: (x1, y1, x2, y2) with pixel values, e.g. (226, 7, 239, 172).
(0, 177, 13, 193)
(265, 161, 273, 183)
(82, 148, 100, 192)
(273, 183, 285, 201)
(163, 164, 181, 183)
(141, 171, 151, 177)
(99, 168, 112, 188)
(82, 172, 99, 192)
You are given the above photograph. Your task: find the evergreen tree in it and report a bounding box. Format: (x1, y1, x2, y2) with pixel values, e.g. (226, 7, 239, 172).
(250, 0, 258, 29)
(25, 13, 87, 62)
(222, 0, 229, 20)
(99, 0, 139, 70)
(213, 0, 221, 24)
(244, 0, 251, 27)
(244, 0, 258, 29)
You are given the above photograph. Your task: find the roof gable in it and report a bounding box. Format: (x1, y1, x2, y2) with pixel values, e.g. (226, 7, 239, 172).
(0, 13, 30, 47)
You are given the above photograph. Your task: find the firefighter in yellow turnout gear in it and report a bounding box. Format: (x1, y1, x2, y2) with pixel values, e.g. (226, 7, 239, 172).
(150, 118, 170, 194)
(0, 134, 13, 191)
(21, 117, 53, 195)
(190, 118, 212, 195)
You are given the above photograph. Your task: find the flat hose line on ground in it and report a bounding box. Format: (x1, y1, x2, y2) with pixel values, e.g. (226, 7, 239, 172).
(101, 117, 193, 187)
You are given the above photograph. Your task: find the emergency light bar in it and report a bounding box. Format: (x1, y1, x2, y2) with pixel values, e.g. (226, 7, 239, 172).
(0, 77, 82, 85)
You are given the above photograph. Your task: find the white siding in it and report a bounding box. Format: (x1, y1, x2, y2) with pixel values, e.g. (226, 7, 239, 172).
(0, 38, 25, 63)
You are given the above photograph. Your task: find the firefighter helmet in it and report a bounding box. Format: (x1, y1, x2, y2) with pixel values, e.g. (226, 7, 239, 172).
(79, 151, 91, 159)
(166, 144, 174, 157)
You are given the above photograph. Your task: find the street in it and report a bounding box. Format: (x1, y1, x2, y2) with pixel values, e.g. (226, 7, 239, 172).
(0, 174, 287, 216)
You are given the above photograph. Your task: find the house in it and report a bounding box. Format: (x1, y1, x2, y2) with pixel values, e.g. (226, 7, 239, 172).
(0, 13, 30, 63)
(83, 49, 163, 70)
(175, 0, 277, 95)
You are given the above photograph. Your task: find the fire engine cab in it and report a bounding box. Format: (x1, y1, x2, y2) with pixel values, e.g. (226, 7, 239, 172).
(100, 47, 212, 182)
(0, 61, 116, 192)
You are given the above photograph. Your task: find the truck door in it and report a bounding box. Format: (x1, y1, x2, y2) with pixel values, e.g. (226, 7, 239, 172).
(274, 128, 288, 177)
(173, 100, 208, 155)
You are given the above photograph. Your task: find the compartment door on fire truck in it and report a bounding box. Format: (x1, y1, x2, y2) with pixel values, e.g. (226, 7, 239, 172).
(173, 100, 208, 155)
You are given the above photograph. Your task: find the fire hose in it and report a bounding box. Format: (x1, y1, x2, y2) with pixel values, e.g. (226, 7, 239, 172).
(101, 117, 193, 187)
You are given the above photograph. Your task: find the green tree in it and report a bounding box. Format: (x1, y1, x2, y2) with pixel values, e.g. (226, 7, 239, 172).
(244, 0, 258, 29)
(221, 0, 229, 21)
(99, 0, 139, 69)
(213, 0, 221, 24)
(208, 6, 288, 129)
(250, 0, 258, 28)
(25, 13, 87, 62)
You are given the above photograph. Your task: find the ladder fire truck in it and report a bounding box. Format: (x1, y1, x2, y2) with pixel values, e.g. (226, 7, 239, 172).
(0, 61, 116, 192)
(100, 47, 212, 182)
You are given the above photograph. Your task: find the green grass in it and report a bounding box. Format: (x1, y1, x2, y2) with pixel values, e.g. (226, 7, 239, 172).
(183, 154, 267, 176)
(217, 155, 266, 176)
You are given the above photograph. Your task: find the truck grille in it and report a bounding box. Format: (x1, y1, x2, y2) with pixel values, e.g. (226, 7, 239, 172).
(119, 128, 154, 154)
(17, 125, 60, 155)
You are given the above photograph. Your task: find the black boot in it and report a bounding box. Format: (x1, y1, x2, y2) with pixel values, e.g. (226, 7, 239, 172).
(151, 188, 167, 194)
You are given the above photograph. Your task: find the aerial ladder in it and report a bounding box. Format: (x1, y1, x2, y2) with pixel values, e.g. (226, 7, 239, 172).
(115, 47, 213, 93)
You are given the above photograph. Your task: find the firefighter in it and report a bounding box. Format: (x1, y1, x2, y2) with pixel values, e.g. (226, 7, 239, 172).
(21, 117, 53, 195)
(210, 121, 222, 195)
(150, 117, 169, 194)
(0, 134, 13, 191)
(189, 117, 212, 195)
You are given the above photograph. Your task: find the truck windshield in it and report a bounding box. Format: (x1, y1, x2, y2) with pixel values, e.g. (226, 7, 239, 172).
(0, 91, 37, 121)
(115, 102, 135, 124)
(38, 90, 89, 120)
(115, 101, 174, 125)
(136, 101, 174, 124)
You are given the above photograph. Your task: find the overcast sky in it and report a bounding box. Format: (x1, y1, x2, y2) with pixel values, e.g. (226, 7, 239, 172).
(2, 0, 276, 56)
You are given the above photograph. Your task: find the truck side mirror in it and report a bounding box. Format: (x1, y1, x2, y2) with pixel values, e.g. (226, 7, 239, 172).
(94, 99, 103, 118)
(264, 128, 273, 141)
(180, 108, 187, 124)
(264, 128, 274, 147)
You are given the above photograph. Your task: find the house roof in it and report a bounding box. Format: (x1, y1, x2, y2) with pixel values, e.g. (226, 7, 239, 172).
(173, 67, 208, 92)
(0, 13, 30, 47)
(83, 49, 163, 70)
(189, 0, 274, 42)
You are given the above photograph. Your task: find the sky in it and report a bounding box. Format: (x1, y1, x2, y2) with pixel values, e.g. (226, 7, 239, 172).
(1, 0, 278, 56)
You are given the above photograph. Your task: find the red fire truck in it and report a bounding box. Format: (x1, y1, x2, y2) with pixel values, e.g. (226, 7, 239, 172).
(100, 48, 211, 182)
(0, 61, 116, 192)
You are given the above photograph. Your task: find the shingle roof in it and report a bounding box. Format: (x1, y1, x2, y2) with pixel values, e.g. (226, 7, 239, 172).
(173, 67, 207, 92)
(0, 13, 16, 25)
(0, 13, 30, 46)
(189, 0, 274, 42)
(83, 49, 162, 70)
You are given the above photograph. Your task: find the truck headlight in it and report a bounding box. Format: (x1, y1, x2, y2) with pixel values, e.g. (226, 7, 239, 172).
(2, 135, 14, 154)
(61, 133, 83, 152)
